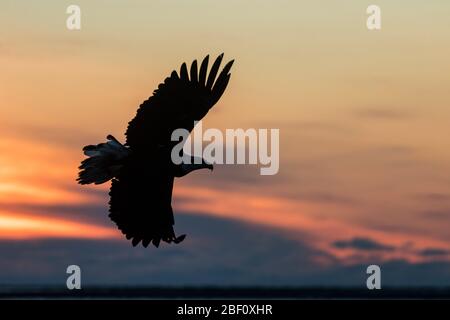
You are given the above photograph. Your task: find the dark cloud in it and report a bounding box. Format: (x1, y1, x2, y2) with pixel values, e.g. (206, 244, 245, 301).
(419, 210, 450, 220)
(333, 237, 395, 252)
(419, 248, 449, 257)
(367, 221, 426, 235)
(322, 260, 450, 287)
(411, 192, 450, 205)
(417, 193, 450, 202)
(0, 213, 449, 287)
(0, 213, 332, 286)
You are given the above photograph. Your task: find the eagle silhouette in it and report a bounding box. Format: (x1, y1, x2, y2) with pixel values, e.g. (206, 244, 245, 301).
(77, 54, 234, 247)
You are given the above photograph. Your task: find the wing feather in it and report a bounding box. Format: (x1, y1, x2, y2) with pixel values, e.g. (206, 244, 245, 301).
(125, 54, 233, 151)
(198, 55, 209, 85)
(190, 60, 198, 84)
(206, 53, 224, 89)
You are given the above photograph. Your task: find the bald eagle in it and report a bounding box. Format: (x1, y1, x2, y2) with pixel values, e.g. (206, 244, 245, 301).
(77, 54, 234, 247)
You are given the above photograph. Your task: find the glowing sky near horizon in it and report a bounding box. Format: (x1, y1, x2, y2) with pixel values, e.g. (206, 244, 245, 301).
(1, 0, 450, 266)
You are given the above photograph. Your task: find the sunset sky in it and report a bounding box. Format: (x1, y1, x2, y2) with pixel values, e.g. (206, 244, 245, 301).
(1, 1, 450, 286)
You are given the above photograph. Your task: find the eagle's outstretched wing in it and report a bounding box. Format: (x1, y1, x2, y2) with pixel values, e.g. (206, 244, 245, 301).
(108, 54, 233, 247)
(125, 53, 234, 151)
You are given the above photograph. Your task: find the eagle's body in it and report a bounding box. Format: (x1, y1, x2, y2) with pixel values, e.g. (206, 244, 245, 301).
(77, 54, 233, 247)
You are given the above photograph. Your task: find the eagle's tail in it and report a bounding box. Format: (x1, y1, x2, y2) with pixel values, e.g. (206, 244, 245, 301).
(77, 135, 130, 185)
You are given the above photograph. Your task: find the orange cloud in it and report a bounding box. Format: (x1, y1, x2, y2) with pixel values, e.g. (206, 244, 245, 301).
(1, 132, 449, 265)
(0, 211, 117, 240)
(174, 184, 450, 264)
(0, 137, 102, 205)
